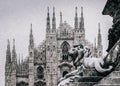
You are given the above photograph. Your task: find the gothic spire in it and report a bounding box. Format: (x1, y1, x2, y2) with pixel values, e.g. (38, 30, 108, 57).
(94, 38, 96, 49)
(60, 11, 62, 25)
(74, 7, 78, 29)
(81, 6, 83, 18)
(97, 23, 102, 47)
(6, 39, 11, 66)
(79, 7, 84, 30)
(21, 54, 23, 63)
(19, 54, 20, 66)
(52, 7, 56, 32)
(18, 54, 21, 74)
(21, 54, 23, 75)
(29, 24, 34, 49)
(12, 39, 17, 65)
(46, 7, 51, 33)
(98, 23, 101, 34)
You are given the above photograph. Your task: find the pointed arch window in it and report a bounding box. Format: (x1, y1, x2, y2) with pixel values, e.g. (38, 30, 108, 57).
(61, 41, 70, 61)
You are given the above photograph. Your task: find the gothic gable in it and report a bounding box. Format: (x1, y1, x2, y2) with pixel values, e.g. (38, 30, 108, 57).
(57, 21, 74, 40)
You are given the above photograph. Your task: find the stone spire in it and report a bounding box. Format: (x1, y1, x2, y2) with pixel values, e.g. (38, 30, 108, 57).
(79, 7, 84, 30)
(18, 54, 21, 74)
(97, 23, 103, 57)
(19, 54, 21, 65)
(60, 11, 62, 25)
(28, 24, 34, 86)
(12, 39, 17, 70)
(74, 7, 78, 29)
(52, 7, 56, 33)
(21, 54, 23, 75)
(29, 24, 34, 49)
(6, 39, 11, 66)
(46, 7, 51, 33)
(97, 23, 102, 47)
(94, 38, 96, 49)
(94, 38, 97, 57)
(12, 39, 17, 62)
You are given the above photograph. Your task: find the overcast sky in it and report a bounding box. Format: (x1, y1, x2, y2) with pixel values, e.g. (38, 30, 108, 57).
(0, 0, 112, 86)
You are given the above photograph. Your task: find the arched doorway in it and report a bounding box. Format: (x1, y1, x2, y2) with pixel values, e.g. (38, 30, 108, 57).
(62, 71, 68, 77)
(37, 66, 44, 79)
(61, 41, 70, 61)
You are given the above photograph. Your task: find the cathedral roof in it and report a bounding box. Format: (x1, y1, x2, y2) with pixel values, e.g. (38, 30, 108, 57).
(57, 21, 74, 40)
(57, 21, 73, 31)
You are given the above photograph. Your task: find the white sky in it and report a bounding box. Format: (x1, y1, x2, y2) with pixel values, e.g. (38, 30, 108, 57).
(0, 0, 113, 86)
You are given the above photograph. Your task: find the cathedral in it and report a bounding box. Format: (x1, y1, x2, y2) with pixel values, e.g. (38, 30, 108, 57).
(5, 7, 103, 86)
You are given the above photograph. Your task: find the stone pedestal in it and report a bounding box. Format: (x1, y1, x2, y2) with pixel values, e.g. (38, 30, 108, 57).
(75, 68, 103, 86)
(83, 68, 98, 77)
(94, 71, 120, 86)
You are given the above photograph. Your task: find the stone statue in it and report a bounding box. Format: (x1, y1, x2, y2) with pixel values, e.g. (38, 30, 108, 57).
(58, 40, 120, 86)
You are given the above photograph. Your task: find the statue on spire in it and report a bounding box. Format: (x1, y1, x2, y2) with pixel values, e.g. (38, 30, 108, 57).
(12, 39, 17, 70)
(46, 7, 51, 33)
(29, 24, 34, 49)
(60, 11, 63, 25)
(6, 39, 11, 66)
(79, 6, 84, 30)
(74, 7, 78, 29)
(52, 7, 56, 32)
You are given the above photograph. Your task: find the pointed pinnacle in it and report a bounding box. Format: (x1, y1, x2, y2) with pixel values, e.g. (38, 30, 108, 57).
(60, 11, 62, 24)
(98, 23, 101, 33)
(47, 7, 50, 19)
(94, 38, 96, 48)
(53, 7, 55, 18)
(75, 7, 77, 16)
(30, 23, 32, 33)
(19, 54, 21, 64)
(7, 39, 10, 49)
(7, 39, 10, 45)
(21, 54, 23, 63)
(81, 6, 83, 16)
(13, 39, 15, 49)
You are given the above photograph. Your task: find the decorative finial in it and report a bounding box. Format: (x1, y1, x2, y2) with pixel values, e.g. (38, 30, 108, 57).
(98, 23, 101, 33)
(60, 11, 62, 25)
(30, 23, 32, 33)
(31, 23, 32, 29)
(76, 7, 77, 11)
(13, 39, 15, 47)
(7, 39, 10, 45)
(81, 6, 83, 16)
(94, 38, 96, 48)
(75, 7, 77, 16)
(22, 54, 23, 63)
(19, 54, 21, 65)
(7, 39, 10, 49)
(60, 11, 62, 16)
(53, 7, 55, 18)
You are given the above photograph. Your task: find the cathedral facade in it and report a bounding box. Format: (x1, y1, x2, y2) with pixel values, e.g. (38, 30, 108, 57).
(5, 7, 103, 86)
